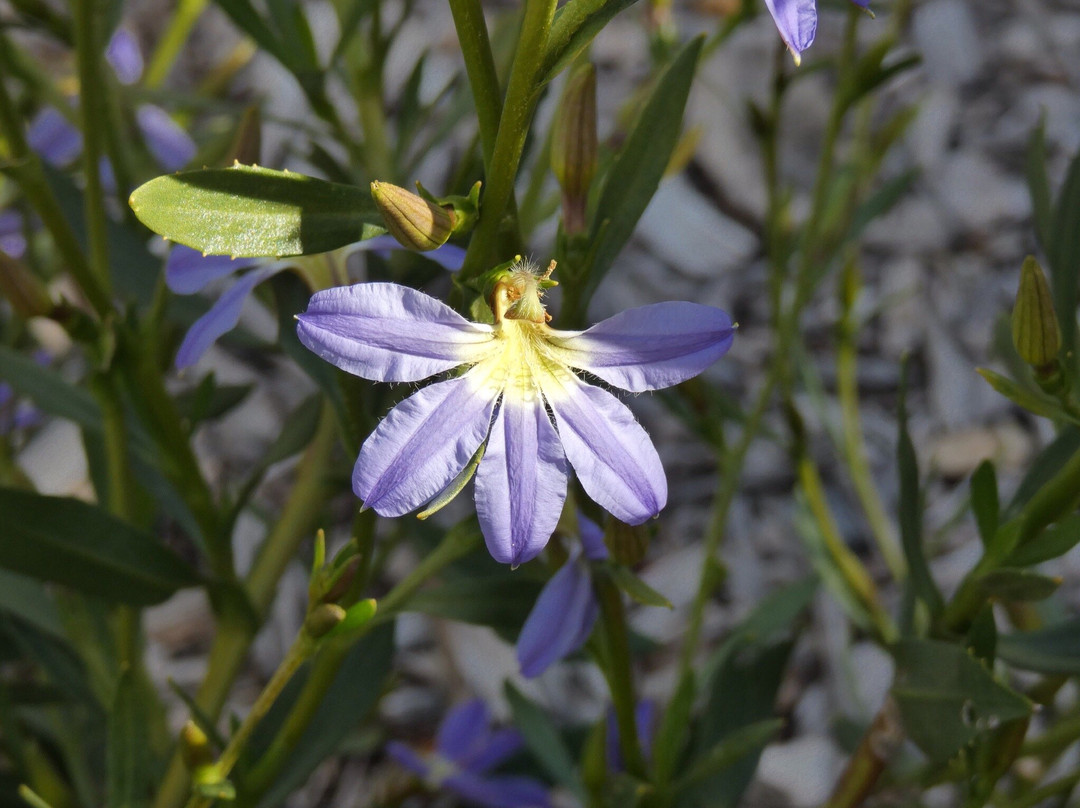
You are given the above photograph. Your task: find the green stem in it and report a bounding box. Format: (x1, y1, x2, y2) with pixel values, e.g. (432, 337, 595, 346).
(184, 633, 316, 808)
(458, 0, 556, 280)
(152, 405, 338, 808)
(242, 521, 481, 798)
(0, 38, 110, 317)
(144, 0, 210, 88)
(73, 0, 111, 293)
(594, 567, 648, 779)
(836, 301, 906, 580)
(448, 0, 503, 172)
(355, 6, 393, 180)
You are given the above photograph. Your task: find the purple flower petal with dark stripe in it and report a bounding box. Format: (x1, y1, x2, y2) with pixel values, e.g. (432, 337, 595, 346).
(475, 397, 569, 566)
(354, 372, 498, 516)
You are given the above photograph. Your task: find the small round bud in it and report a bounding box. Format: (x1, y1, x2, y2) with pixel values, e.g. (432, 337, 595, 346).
(1012, 256, 1061, 369)
(304, 603, 346, 638)
(179, 721, 213, 770)
(371, 180, 455, 251)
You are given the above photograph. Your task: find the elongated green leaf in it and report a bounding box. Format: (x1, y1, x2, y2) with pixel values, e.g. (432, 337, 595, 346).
(0, 571, 64, 638)
(977, 568, 1061, 602)
(970, 460, 999, 548)
(892, 639, 1031, 764)
(1006, 514, 1080, 567)
(673, 719, 783, 795)
(897, 361, 944, 617)
(2, 615, 100, 709)
(609, 564, 672, 609)
(213, 0, 288, 65)
(1006, 427, 1080, 517)
(1048, 143, 1080, 362)
(506, 682, 584, 797)
(107, 671, 150, 808)
(0, 488, 199, 605)
(997, 619, 1080, 674)
(1026, 118, 1052, 252)
(583, 36, 702, 301)
(129, 165, 385, 257)
(541, 0, 639, 84)
(653, 669, 695, 785)
(976, 368, 1072, 422)
(404, 576, 543, 635)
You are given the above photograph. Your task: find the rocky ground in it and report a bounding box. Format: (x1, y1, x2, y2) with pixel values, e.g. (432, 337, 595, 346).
(16, 0, 1080, 805)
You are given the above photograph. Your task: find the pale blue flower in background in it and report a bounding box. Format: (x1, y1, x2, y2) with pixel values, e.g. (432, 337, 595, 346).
(386, 699, 550, 808)
(764, 0, 872, 64)
(296, 263, 735, 565)
(517, 514, 608, 677)
(167, 237, 466, 368)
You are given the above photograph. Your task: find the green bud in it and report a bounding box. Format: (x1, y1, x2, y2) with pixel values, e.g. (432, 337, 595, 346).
(551, 63, 597, 236)
(179, 721, 213, 771)
(418, 180, 480, 237)
(1012, 256, 1061, 370)
(303, 603, 346, 638)
(371, 180, 454, 251)
(324, 598, 378, 639)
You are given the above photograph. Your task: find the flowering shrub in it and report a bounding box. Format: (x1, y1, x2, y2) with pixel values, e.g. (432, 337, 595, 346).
(0, 3, 1078, 808)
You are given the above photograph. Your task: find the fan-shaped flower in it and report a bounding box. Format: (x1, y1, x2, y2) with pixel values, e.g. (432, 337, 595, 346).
(386, 699, 550, 808)
(296, 260, 735, 566)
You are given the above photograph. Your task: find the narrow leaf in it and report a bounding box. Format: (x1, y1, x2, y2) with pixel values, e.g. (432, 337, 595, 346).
(1005, 514, 1080, 567)
(1026, 118, 1052, 253)
(129, 165, 385, 257)
(541, 0, 639, 84)
(970, 460, 999, 548)
(506, 682, 584, 797)
(1048, 143, 1080, 361)
(997, 618, 1080, 675)
(977, 568, 1061, 602)
(107, 671, 150, 808)
(584, 36, 703, 300)
(608, 564, 673, 609)
(0, 488, 199, 605)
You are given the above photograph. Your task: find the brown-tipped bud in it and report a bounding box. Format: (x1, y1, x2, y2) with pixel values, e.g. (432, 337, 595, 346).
(0, 251, 53, 317)
(371, 180, 454, 251)
(304, 603, 346, 639)
(179, 721, 213, 771)
(551, 63, 597, 236)
(1012, 256, 1061, 370)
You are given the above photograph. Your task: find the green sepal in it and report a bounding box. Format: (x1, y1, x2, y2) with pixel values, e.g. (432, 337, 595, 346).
(417, 180, 481, 237)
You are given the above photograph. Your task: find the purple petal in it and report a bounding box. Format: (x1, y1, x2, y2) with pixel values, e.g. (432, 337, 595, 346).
(763, 0, 817, 61)
(0, 210, 27, 258)
(607, 700, 657, 772)
(297, 283, 495, 383)
(464, 729, 524, 774)
(386, 741, 431, 778)
(174, 266, 278, 368)
(354, 372, 497, 516)
(106, 29, 144, 84)
(437, 700, 490, 761)
(166, 245, 261, 295)
(517, 557, 599, 678)
(578, 513, 608, 561)
(475, 397, 569, 566)
(27, 108, 82, 166)
(550, 302, 735, 393)
(545, 376, 667, 525)
(136, 105, 196, 171)
(445, 771, 551, 808)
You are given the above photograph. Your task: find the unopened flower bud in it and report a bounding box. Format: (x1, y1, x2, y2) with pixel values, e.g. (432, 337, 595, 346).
(304, 603, 346, 638)
(1012, 256, 1061, 370)
(371, 180, 454, 251)
(551, 63, 597, 236)
(0, 252, 53, 317)
(179, 721, 213, 770)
